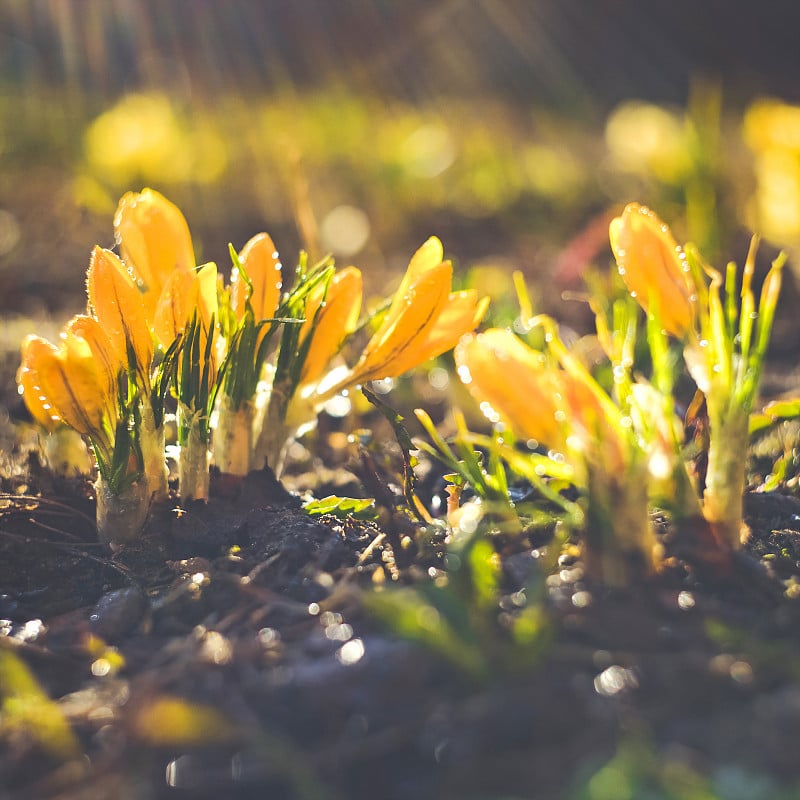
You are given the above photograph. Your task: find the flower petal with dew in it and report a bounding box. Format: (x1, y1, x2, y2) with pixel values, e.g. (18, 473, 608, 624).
(64, 315, 123, 410)
(322, 237, 488, 395)
(23, 332, 115, 460)
(114, 188, 195, 317)
(231, 233, 282, 324)
(86, 246, 154, 391)
(346, 262, 452, 385)
(18, 336, 62, 430)
(410, 289, 490, 368)
(455, 328, 568, 453)
(299, 265, 362, 386)
(609, 202, 695, 337)
(390, 235, 445, 313)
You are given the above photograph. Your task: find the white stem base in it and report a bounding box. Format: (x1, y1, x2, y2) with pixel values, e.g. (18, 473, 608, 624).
(95, 477, 150, 549)
(141, 404, 168, 502)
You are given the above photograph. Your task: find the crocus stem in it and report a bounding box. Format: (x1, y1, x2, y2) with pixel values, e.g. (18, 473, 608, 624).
(214, 395, 259, 477)
(178, 404, 210, 502)
(583, 464, 656, 587)
(254, 399, 292, 478)
(252, 377, 293, 477)
(702, 408, 749, 548)
(95, 476, 150, 550)
(140, 403, 168, 502)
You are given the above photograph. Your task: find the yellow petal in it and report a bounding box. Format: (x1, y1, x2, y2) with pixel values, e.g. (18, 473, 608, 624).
(404, 235, 444, 284)
(153, 263, 218, 350)
(153, 268, 195, 348)
(87, 246, 154, 390)
(65, 315, 121, 407)
(37, 332, 113, 447)
(194, 262, 219, 333)
(18, 336, 61, 429)
(609, 203, 695, 337)
(114, 188, 195, 317)
(351, 261, 451, 383)
(407, 289, 489, 366)
(300, 266, 363, 385)
(386, 236, 445, 323)
(231, 233, 282, 322)
(455, 328, 567, 451)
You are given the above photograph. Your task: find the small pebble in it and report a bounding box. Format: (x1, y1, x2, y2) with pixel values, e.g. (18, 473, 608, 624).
(89, 586, 148, 640)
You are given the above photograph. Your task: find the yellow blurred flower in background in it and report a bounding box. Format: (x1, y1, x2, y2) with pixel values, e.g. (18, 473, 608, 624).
(744, 99, 800, 244)
(82, 92, 228, 193)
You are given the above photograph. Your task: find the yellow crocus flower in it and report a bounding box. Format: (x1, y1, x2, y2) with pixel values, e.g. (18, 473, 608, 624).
(455, 326, 623, 467)
(114, 188, 195, 317)
(609, 203, 695, 337)
(327, 237, 488, 393)
(86, 246, 154, 390)
(455, 328, 567, 453)
(18, 332, 98, 476)
(19, 330, 116, 462)
(230, 232, 283, 324)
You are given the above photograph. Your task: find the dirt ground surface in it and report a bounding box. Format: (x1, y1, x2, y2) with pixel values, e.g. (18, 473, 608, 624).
(3, 426, 800, 800)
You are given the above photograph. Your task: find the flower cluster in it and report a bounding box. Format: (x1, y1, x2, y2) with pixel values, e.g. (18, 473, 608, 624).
(18, 189, 487, 546)
(450, 202, 785, 582)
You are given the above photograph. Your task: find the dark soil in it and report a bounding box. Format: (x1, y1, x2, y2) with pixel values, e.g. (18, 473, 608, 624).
(3, 443, 800, 800)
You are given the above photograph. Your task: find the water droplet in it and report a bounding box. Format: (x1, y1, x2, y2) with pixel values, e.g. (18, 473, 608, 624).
(594, 665, 638, 697)
(337, 638, 365, 666)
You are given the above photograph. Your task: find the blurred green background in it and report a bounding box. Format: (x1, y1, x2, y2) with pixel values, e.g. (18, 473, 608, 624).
(2, 0, 800, 322)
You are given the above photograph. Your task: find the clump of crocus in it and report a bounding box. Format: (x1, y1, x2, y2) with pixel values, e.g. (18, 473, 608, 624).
(254, 236, 489, 473)
(18, 186, 488, 537)
(18, 317, 147, 547)
(455, 322, 660, 586)
(610, 202, 786, 549)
